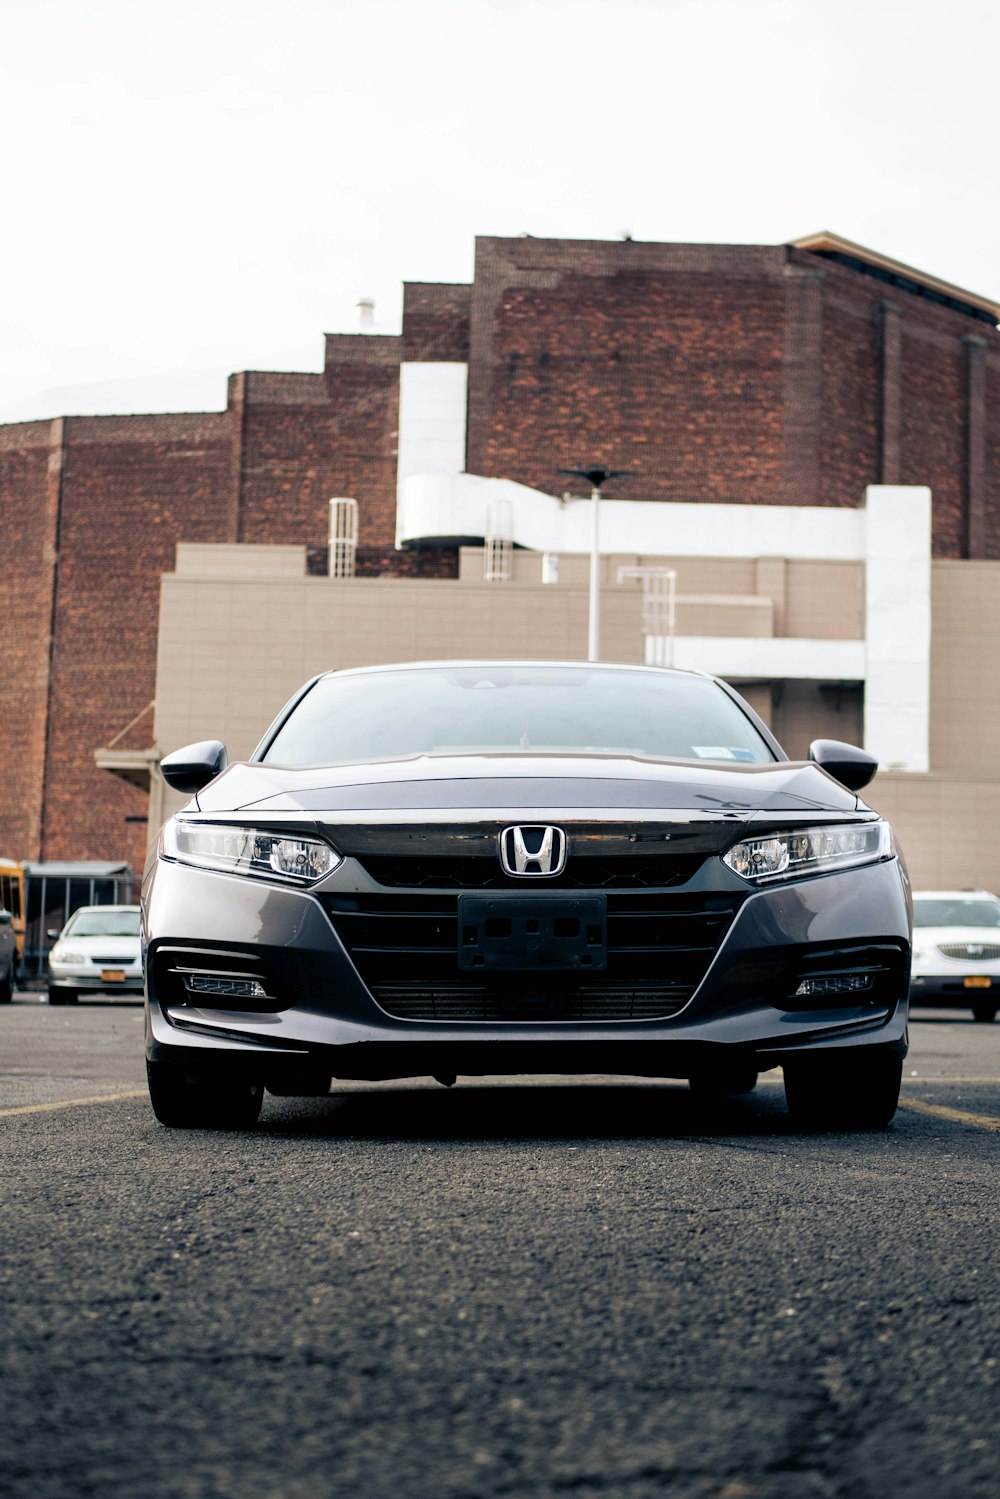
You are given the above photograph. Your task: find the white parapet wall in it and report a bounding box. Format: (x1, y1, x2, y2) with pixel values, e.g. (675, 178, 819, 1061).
(663, 636, 868, 681)
(863, 485, 931, 773)
(396, 471, 867, 560)
(394, 469, 931, 772)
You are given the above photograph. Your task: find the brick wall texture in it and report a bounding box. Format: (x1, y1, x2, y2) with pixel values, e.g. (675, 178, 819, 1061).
(2, 234, 999, 863)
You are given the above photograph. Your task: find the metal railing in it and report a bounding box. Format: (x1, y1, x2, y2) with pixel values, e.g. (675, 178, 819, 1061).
(19, 873, 141, 982)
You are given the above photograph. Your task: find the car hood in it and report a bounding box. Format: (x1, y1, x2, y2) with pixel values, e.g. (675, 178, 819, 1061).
(913, 926, 1000, 946)
(193, 754, 863, 821)
(60, 936, 140, 953)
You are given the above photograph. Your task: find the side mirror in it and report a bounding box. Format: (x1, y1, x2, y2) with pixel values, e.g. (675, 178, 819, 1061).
(160, 740, 229, 794)
(46, 927, 61, 940)
(0, 909, 11, 926)
(808, 738, 878, 792)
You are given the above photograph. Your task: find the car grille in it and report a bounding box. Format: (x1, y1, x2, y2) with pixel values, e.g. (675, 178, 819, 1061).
(358, 855, 702, 890)
(320, 892, 741, 1022)
(937, 942, 1000, 960)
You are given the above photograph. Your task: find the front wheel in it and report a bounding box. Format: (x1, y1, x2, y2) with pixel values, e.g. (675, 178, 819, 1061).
(783, 1049, 903, 1131)
(0, 967, 12, 1002)
(971, 1003, 997, 1023)
(146, 1059, 264, 1129)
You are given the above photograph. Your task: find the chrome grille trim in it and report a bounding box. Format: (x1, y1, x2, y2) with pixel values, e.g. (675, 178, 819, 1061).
(370, 984, 691, 1022)
(937, 942, 1000, 960)
(358, 855, 700, 889)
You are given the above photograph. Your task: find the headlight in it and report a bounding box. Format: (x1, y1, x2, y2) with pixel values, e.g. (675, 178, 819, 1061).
(50, 945, 84, 964)
(723, 820, 892, 883)
(161, 820, 343, 884)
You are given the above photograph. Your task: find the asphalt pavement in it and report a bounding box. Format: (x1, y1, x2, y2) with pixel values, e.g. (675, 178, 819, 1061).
(1, 996, 998, 1499)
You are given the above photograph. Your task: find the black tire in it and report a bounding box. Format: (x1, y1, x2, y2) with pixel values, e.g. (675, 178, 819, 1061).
(146, 1059, 264, 1129)
(48, 986, 77, 1005)
(971, 1003, 997, 1023)
(0, 967, 12, 1003)
(783, 1049, 903, 1131)
(688, 1065, 758, 1097)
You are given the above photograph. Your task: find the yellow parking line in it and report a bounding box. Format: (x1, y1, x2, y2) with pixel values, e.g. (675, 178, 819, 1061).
(0, 1089, 146, 1119)
(905, 1075, 1000, 1084)
(898, 1097, 1000, 1133)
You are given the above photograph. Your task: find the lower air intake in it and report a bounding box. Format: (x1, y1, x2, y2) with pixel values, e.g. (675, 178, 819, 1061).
(370, 984, 692, 1022)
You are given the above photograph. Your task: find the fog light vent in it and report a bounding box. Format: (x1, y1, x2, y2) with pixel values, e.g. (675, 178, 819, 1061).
(794, 973, 874, 998)
(183, 973, 270, 1001)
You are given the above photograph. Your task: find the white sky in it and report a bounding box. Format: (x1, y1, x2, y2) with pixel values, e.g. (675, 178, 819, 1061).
(2, 0, 998, 425)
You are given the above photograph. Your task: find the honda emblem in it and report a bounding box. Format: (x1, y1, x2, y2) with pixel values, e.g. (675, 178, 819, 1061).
(499, 825, 568, 878)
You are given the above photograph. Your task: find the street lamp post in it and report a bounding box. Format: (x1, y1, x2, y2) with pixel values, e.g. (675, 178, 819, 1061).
(560, 467, 631, 662)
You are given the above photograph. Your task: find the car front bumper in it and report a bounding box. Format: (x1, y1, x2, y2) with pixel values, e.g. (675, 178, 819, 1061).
(49, 970, 144, 993)
(909, 973, 1000, 1005)
(143, 853, 911, 1083)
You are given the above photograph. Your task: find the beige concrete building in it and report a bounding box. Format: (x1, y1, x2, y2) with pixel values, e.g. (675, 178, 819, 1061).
(100, 481, 1000, 894)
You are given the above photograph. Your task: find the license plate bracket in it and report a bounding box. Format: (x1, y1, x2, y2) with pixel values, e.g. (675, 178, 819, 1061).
(457, 894, 607, 972)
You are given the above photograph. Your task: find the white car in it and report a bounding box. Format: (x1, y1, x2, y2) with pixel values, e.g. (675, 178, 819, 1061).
(47, 905, 143, 1005)
(910, 889, 1000, 1023)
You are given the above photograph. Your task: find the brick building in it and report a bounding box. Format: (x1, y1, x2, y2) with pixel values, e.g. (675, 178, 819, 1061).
(1, 230, 998, 873)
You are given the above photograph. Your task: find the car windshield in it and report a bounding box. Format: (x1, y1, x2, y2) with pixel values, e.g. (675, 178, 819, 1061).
(63, 910, 141, 938)
(912, 898, 1000, 929)
(262, 666, 776, 767)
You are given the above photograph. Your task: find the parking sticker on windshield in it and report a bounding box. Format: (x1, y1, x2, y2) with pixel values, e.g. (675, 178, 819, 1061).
(692, 746, 758, 762)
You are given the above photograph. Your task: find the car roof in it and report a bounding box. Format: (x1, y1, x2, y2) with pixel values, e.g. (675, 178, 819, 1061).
(316, 659, 710, 682)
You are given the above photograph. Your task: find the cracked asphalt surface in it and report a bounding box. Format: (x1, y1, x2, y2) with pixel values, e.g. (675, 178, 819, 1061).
(2, 1000, 998, 1498)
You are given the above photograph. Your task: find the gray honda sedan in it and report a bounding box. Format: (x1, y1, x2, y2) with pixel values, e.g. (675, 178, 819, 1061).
(143, 661, 911, 1130)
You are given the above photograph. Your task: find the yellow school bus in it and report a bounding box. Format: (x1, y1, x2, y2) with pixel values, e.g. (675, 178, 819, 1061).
(0, 859, 26, 958)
